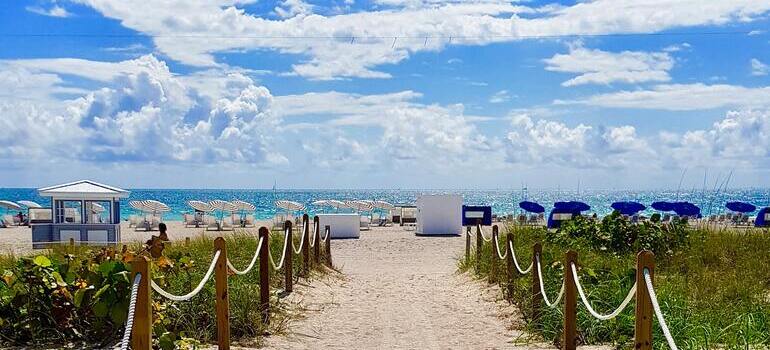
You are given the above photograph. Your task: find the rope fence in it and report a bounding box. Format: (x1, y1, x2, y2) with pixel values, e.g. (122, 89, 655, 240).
(123, 215, 334, 350)
(467, 224, 677, 350)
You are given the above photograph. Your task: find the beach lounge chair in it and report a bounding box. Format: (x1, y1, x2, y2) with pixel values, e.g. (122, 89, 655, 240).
(1, 215, 13, 227)
(205, 216, 219, 231)
(360, 215, 371, 230)
(243, 214, 256, 227)
(221, 217, 234, 231)
(517, 214, 527, 225)
(183, 214, 197, 227)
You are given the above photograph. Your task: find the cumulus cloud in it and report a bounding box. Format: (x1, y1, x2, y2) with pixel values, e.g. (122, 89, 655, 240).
(505, 114, 649, 168)
(0, 54, 284, 165)
(543, 44, 674, 86)
(557, 83, 770, 111)
(71, 0, 770, 80)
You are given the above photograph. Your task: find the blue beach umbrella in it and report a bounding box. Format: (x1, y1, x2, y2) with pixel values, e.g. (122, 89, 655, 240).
(554, 201, 591, 212)
(651, 201, 674, 212)
(611, 201, 646, 215)
(671, 202, 700, 217)
(725, 201, 756, 213)
(519, 201, 545, 213)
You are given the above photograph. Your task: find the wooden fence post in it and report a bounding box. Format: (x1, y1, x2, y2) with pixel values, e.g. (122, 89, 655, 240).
(634, 251, 655, 350)
(284, 221, 293, 293)
(313, 216, 320, 265)
(465, 226, 471, 265)
(506, 232, 513, 298)
(302, 214, 310, 276)
(475, 223, 482, 273)
(563, 250, 578, 350)
(531, 243, 542, 324)
(130, 256, 152, 350)
(258, 227, 270, 324)
(325, 225, 332, 267)
(489, 225, 499, 284)
(213, 237, 230, 350)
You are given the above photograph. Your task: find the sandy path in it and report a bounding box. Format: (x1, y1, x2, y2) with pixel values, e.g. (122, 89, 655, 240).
(262, 226, 541, 350)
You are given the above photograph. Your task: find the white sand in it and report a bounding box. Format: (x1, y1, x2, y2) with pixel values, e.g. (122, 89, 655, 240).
(260, 225, 558, 350)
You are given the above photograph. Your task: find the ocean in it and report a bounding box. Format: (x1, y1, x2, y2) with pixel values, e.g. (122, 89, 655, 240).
(1, 188, 768, 221)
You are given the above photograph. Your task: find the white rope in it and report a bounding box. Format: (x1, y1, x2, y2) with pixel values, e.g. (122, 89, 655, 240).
(644, 268, 679, 350)
(308, 221, 318, 248)
(119, 273, 141, 350)
(292, 226, 306, 254)
(321, 226, 330, 242)
(269, 230, 290, 270)
(492, 235, 508, 260)
(151, 250, 220, 301)
(535, 254, 564, 308)
(226, 236, 264, 275)
(570, 263, 636, 320)
(508, 241, 533, 274)
(477, 225, 493, 242)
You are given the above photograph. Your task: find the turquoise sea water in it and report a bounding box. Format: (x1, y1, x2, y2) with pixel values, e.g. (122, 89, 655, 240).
(0, 188, 768, 221)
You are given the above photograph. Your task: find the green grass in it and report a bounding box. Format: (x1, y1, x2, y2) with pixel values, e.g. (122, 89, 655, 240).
(0, 228, 330, 348)
(459, 225, 770, 349)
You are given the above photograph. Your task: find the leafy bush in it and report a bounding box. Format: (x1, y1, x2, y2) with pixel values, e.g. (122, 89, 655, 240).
(553, 211, 690, 256)
(0, 246, 134, 347)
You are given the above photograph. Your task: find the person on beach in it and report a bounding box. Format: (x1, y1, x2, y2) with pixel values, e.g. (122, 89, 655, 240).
(158, 222, 169, 241)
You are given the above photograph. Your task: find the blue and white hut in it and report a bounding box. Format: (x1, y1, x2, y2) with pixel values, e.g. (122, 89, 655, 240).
(31, 180, 129, 248)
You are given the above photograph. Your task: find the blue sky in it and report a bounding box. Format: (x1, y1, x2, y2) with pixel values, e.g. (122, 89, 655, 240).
(1, 0, 769, 189)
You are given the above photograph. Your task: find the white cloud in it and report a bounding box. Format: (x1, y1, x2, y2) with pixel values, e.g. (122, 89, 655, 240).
(558, 83, 770, 111)
(489, 90, 511, 103)
(543, 44, 674, 86)
(71, 0, 770, 80)
(0, 54, 284, 165)
(274, 0, 314, 18)
(505, 114, 649, 168)
(751, 58, 769, 76)
(26, 5, 71, 17)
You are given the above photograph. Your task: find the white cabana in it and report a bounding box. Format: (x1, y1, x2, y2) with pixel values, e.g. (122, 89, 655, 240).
(275, 200, 305, 211)
(18, 200, 42, 209)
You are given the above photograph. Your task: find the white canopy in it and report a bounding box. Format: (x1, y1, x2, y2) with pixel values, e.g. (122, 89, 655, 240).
(38, 180, 129, 199)
(346, 200, 374, 212)
(187, 200, 213, 212)
(17, 200, 42, 209)
(275, 200, 305, 211)
(0, 200, 22, 211)
(231, 200, 256, 212)
(210, 200, 237, 213)
(373, 200, 395, 210)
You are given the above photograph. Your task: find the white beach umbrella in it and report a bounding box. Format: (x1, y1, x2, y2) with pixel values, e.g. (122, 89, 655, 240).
(0, 200, 22, 214)
(346, 200, 374, 212)
(141, 200, 170, 214)
(129, 200, 147, 212)
(187, 200, 213, 213)
(312, 200, 330, 207)
(275, 200, 305, 211)
(231, 200, 256, 212)
(373, 200, 395, 210)
(210, 200, 237, 212)
(326, 200, 347, 209)
(17, 200, 42, 209)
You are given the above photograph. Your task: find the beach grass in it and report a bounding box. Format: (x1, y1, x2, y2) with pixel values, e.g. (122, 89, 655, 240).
(0, 228, 327, 348)
(459, 224, 770, 349)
